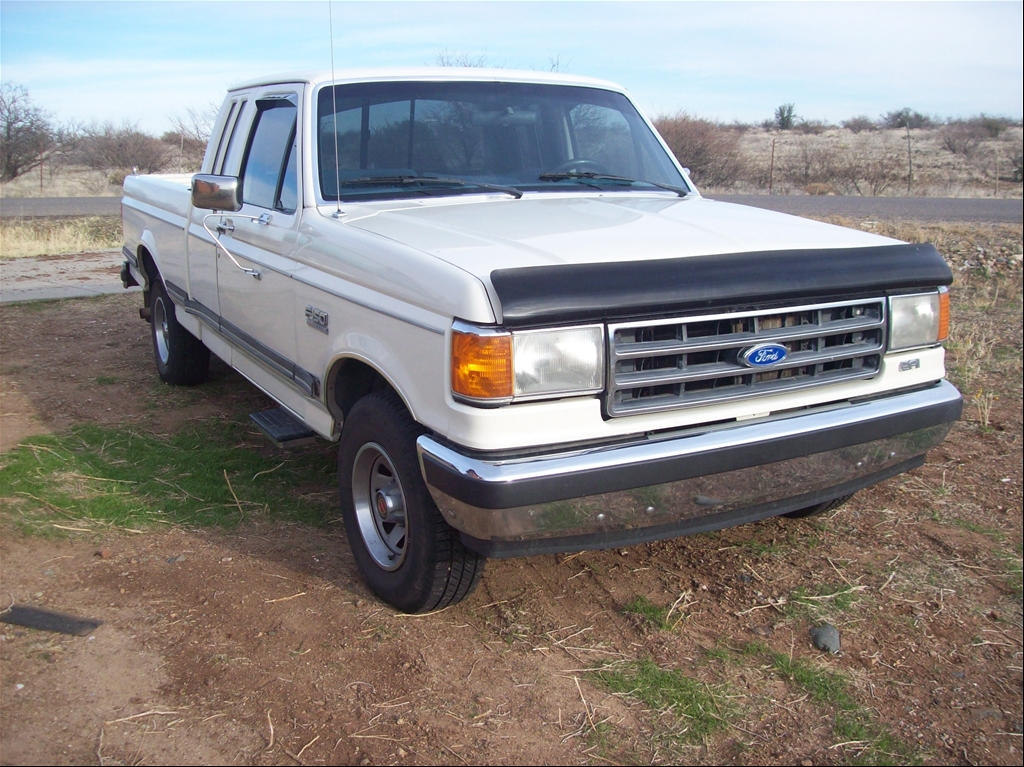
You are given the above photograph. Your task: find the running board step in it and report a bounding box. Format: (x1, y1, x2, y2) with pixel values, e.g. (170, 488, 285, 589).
(250, 408, 318, 448)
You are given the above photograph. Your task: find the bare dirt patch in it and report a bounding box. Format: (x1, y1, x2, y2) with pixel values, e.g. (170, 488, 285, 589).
(1, 226, 1021, 765)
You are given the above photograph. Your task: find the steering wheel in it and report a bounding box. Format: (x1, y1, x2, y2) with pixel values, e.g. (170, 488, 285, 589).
(549, 159, 610, 175)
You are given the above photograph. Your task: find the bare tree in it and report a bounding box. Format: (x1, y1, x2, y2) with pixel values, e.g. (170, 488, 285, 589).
(164, 103, 219, 172)
(433, 49, 492, 68)
(0, 82, 56, 181)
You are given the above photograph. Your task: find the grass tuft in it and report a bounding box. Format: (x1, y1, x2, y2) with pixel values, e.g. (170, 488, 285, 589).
(594, 659, 730, 743)
(622, 595, 672, 630)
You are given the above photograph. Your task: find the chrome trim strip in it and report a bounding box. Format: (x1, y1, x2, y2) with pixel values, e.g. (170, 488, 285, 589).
(608, 367, 878, 415)
(121, 245, 138, 268)
(612, 315, 886, 359)
(610, 296, 886, 331)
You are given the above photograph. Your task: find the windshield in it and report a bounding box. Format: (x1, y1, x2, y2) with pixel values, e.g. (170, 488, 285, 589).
(316, 81, 689, 201)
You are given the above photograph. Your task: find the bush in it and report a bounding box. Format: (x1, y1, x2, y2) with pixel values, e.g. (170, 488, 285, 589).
(880, 108, 933, 130)
(795, 119, 830, 135)
(940, 122, 984, 157)
(966, 114, 1018, 139)
(841, 115, 876, 134)
(833, 136, 906, 196)
(780, 138, 837, 187)
(653, 112, 745, 188)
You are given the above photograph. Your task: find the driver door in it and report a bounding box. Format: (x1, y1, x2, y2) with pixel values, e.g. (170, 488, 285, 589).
(215, 91, 303, 393)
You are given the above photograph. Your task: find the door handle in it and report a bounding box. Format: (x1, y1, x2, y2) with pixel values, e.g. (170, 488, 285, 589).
(257, 212, 272, 226)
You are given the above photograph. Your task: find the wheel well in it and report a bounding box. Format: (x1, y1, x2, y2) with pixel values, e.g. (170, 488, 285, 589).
(137, 247, 157, 312)
(328, 358, 396, 422)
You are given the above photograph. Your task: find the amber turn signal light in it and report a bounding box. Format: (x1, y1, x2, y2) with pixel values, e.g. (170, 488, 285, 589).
(937, 287, 950, 342)
(451, 329, 513, 400)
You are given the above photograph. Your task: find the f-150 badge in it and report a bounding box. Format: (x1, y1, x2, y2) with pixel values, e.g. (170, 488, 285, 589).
(305, 305, 329, 334)
(741, 343, 788, 367)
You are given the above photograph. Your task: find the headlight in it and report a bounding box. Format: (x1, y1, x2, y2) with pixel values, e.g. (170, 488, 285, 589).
(889, 288, 949, 351)
(451, 322, 604, 404)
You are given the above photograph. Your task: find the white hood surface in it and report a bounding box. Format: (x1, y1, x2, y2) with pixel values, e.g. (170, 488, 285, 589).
(338, 194, 901, 279)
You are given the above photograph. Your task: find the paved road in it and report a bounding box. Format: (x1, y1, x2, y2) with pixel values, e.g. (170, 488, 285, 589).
(1, 196, 121, 218)
(710, 195, 1022, 224)
(1, 194, 1021, 223)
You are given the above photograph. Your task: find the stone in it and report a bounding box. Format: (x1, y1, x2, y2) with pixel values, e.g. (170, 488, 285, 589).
(810, 623, 841, 654)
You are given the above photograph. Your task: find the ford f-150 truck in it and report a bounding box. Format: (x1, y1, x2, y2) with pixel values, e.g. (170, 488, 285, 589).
(121, 69, 962, 612)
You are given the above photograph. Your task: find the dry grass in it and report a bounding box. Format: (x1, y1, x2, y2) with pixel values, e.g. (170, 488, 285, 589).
(1, 166, 120, 198)
(0, 216, 122, 259)
(717, 126, 1023, 197)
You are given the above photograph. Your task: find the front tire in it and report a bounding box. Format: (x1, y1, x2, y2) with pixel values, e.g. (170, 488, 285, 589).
(150, 278, 209, 386)
(338, 392, 484, 613)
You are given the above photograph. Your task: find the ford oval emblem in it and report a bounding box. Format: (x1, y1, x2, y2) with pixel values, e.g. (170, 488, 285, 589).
(741, 343, 788, 367)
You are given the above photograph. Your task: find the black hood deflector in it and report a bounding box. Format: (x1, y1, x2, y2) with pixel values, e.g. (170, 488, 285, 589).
(490, 243, 952, 327)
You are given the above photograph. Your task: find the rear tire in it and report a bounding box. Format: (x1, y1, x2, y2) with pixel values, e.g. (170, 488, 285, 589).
(338, 392, 484, 613)
(782, 493, 854, 519)
(150, 277, 209, 386)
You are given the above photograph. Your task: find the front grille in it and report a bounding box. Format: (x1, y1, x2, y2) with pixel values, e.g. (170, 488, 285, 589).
(606, 298, 885, 417)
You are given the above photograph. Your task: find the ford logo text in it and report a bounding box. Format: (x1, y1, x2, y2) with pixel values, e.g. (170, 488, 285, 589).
(741, 343, 788, 367)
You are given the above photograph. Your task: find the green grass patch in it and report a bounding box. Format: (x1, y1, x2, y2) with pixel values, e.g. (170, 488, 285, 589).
(0, 419, 337, 532)
(943, 516, 1007, 543)
(1001, 546, 1023, 600)
(622, 595, 673, 630)
(594, 659, 730, 744)
(741, 642, 917, 765)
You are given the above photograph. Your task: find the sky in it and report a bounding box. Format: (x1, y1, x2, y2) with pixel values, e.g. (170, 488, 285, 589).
(1, 0, 1022, 135)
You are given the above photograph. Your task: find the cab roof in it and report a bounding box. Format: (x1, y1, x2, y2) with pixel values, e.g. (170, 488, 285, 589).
(227, 67, 628, 95)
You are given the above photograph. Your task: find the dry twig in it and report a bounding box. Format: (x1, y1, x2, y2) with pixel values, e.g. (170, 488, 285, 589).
(223, 470, 244, 519)
(265, 592, 306, 604)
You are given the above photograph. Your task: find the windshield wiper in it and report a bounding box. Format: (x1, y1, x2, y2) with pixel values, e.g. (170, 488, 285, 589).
(338, 175, 522, 199)
(537, 171, 689, 197)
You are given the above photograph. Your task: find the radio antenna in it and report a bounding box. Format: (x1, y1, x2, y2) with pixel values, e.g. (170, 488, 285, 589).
(328, 0, 342, 216)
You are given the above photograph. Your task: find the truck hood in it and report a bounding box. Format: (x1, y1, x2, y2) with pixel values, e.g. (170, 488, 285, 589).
(336, 193, 900, 278)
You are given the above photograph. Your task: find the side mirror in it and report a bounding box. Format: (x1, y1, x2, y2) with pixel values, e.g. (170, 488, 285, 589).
(192, 174, 242, 212)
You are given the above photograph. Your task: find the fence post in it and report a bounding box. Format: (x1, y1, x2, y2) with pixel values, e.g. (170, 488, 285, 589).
(768, 138, 776, 195)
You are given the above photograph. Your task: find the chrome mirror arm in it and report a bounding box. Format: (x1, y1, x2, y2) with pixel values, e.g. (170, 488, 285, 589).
(201, 213, 263, 280)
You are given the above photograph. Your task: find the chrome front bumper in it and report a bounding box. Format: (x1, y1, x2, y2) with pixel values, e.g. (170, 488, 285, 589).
(417, 381, 962, 557)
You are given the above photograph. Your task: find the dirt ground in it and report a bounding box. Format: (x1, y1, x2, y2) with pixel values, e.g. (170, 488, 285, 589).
(1, 244, 1022, 765)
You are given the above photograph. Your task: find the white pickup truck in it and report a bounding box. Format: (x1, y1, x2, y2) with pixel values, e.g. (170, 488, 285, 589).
(122, 68, 962, 612)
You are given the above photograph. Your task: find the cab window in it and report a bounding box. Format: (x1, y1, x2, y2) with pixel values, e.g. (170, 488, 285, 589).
(241, 98, 298, 213)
